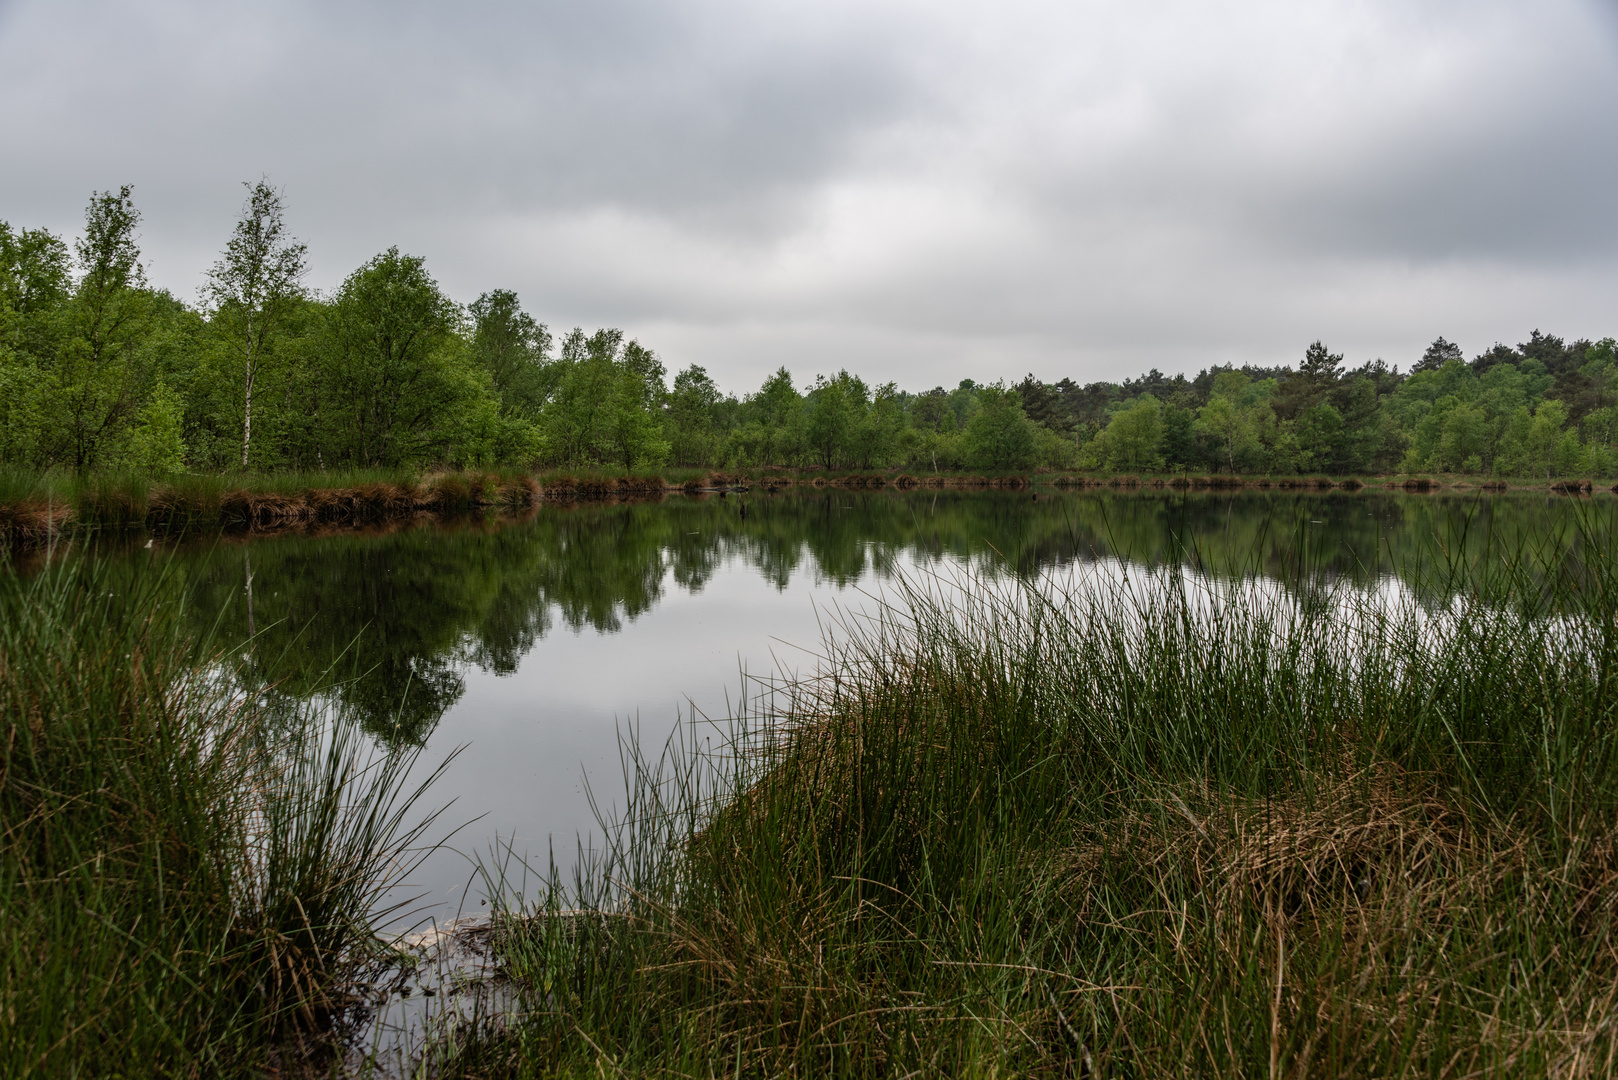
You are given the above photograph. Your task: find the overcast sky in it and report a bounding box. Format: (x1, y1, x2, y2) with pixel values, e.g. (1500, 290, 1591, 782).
(2, 0, 1615, 392)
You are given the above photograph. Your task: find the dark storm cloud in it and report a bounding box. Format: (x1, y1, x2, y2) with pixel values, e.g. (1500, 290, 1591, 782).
(2, 0, 1615, 389)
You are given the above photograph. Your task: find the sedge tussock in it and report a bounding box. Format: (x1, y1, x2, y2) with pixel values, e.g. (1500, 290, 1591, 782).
(430, 512, 1618, 1079)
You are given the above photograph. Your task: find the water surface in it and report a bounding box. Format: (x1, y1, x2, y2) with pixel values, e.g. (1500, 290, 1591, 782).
(33, 487, 1617, 918)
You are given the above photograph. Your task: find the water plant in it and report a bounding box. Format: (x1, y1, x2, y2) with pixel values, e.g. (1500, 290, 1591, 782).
(441, 505, 1618, 1077)
(0, 557, 450, 1076)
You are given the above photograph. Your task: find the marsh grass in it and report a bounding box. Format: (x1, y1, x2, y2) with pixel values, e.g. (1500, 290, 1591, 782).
(541, 472, 673, 498)
(0, 557, 452, 1076)
(439, 506, 1618, 1078)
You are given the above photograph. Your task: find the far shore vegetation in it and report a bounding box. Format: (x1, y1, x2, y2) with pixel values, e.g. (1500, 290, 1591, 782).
(4, 182, 1617, 501)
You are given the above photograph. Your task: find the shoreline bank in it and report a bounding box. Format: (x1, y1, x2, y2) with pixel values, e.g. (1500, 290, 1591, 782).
(3, 467, 1613, 550)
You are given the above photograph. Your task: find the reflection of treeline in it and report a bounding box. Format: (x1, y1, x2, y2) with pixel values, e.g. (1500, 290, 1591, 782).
(6, 185, 1614, 481)
(142, 490, 1614, 745)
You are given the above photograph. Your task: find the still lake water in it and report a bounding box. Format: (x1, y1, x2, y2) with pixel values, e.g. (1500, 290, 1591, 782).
(41, 487, 1618, 924)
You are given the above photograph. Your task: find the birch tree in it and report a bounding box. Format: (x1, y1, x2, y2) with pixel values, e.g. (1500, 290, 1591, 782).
(206, 179, 306, 469)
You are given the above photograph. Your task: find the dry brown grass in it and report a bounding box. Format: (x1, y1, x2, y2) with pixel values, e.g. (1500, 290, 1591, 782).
(497, 474, 540, 508)
(1053, 770, 1618, 1076)
(615, 474, 668, 495)
(0, 501, 71, 545)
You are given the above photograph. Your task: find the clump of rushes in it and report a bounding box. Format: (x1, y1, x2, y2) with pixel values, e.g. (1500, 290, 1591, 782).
(71, 471, 153, 530)
(0, 558, 449, 1076)
(440, 507, 1618, 1078)
(0, 469, 70, 545)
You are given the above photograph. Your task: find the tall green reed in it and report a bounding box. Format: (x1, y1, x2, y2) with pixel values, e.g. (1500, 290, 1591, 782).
(0, 556, 451, 1077)
(445, 503, 1618, 1078)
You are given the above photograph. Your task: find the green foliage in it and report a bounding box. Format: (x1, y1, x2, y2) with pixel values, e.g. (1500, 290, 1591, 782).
(41, 187, 154, 471)
(540, 328, 669, 469)
(2, 185, 1615, 480)
(728, 367, 804, 467)
(802, 370, 865, 469)
(121, 379, 186, 472)
(962, 382, 1037, 468)
(204, 180, 308, 469)
(469, 287, 552, 418)
(317, 248, 474, 467)
(0, 559, 446, 1076)
(1194, 389, 1255, 472)
(1088, 393, 1165, 471)
(667, 364, 722, 465)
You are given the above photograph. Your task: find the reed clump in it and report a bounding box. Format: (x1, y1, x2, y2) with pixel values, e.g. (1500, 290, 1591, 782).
(498, 473, 542, 508)
(0, 500, 69, 545)
(614, 474, 668, 495)
(0, 560, 446, 1076)
(439, 508, 1618, 1078)
(543, 472, 667, 498)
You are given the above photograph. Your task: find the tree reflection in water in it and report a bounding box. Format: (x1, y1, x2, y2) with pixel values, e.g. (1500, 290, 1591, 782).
(80, 489, 1614, 747)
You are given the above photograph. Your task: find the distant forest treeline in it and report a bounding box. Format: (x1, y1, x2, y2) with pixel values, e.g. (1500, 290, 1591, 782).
(4, 184, 1616, 479)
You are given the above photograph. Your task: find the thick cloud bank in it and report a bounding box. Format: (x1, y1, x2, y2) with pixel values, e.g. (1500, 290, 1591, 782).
(2, 0, 1615, 388)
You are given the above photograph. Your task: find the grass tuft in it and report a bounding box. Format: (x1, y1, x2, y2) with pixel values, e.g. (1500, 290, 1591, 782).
(435, 507, 1618, 1078)
(0, 557, 450, 1076)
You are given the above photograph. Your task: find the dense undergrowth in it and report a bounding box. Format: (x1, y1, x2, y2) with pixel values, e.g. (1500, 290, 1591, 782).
(434, 508, 1618, 1078)
(0, 559, 447, 1077)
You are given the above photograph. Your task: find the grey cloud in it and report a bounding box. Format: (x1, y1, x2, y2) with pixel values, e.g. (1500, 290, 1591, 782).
(1, 0, 1615, 389)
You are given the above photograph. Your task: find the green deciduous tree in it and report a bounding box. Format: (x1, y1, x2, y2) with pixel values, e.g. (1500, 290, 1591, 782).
(803, 371, 866, 470)
(122, 380, 187, 472)
(668, 364, 722, 466)
(1195, 387, 1255, 473)
(0, 221, 70, 358)
(318, 248, 471, 467)
(853, 382, 905, 468)
(1099, 395, 1165, 471)
(749, 367, 804, 466)
(608, 342, 670, 470)
(0, 222, 73, 464)
(205, 180, 308, 469)
(541, 329, 668, 469)
(469, 289, 552, 417)
(963, 383, 1037, 469)
(1435, 403, 1489, 473)
(49, 187, 153, 471)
